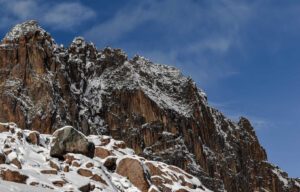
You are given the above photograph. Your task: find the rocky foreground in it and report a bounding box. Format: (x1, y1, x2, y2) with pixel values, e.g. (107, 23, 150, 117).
(0, 20, 299, 191)
(0, 122, 209, 192)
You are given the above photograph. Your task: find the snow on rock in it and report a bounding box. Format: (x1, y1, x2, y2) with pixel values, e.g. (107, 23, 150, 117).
(0, 122, 210, 192)
(96, 55, 201, 117)
(4, 20, 46, 41)
(272, 167, 289, 187)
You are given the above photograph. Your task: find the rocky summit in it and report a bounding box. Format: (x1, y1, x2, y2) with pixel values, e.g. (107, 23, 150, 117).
(0, 20, 299, 192)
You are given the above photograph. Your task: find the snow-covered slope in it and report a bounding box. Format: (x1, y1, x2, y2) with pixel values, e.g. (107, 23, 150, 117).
(0, 122, 210, 192)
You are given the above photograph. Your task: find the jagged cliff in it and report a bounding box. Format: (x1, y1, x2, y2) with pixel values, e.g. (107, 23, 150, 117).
(0, 20, 299, 192)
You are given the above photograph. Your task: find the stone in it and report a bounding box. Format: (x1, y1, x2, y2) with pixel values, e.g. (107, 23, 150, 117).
(78, 183, 92, 192)
(72, 161, 81, 167)
(103, 156, 117, 171)
(1, 169, 28, 183)
(52, 180, 66, 187)
(50, 126, 95, 159)
(63, 165, 69, 172)
(40, 169, 57, 175)
(77, 168, 93, 177)
(26, 131, 40, 145)
(94, 146, 111, 159)
(49, 160, 60, 170)
(91, 174, 107, 185)
(116, 157, 150, 192)
(85, 162, 94, 168)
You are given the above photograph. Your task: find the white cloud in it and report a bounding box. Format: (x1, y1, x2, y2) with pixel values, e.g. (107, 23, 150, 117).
(85, 1, 155, 43)
(43, 3, 95, 30)
(0, 0, 95, 30)
(84, 0, 254, 85)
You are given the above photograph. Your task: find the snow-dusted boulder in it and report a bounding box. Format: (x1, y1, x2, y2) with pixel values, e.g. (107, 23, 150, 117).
(116, 157, 151, 192)
(50, 126, 95, 159)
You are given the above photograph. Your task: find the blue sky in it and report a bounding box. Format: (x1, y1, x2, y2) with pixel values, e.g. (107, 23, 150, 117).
(0, 0, 299, 177)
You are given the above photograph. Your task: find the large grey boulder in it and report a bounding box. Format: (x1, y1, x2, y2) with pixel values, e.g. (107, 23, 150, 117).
(50, 126, 95, 159)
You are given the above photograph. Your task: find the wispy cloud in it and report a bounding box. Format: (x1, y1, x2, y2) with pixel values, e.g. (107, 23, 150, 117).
(84, 0, 254, 86)
(43, 3, 96, 30)
(0, 0, 95, 31)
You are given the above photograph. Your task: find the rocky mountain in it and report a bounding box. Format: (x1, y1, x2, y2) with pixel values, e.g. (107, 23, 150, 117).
(0, 20, 299, 192)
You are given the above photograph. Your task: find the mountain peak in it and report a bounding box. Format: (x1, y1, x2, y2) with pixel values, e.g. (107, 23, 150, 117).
(3, 20, 46, 41)
(0, 20, 299, 192)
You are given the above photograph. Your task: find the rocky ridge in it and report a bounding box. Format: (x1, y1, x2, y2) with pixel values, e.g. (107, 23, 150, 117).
(0, 20, 299, 191)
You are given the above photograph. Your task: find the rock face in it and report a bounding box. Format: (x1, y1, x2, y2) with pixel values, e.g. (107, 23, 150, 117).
(50, 126, 95, 159)
(0, 20, 299, 191)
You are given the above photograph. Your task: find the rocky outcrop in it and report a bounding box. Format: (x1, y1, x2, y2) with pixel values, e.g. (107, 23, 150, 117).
(50, 126, 95, 159)
(0, 20, 299, 191)
(0, 123, 209, 191)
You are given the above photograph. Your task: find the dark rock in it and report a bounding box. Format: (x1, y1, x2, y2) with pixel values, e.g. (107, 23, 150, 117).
(26, 131, 40, 145)
(50, 126, 95, 159)
(78, 183, 92, 192)
(103, 156, 117, 171)
(0, 153, 6, 164)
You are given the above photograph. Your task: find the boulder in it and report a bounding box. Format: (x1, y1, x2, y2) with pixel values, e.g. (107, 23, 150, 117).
(78, 183, 92, 192)
(77, 168, 93, 177)
(103, 156, 117, 171)
(50, 126, 95, 159)
(49, 160, 60, 170)
(26, 131, 40, 145)
(63, 165, 69, 172)
(85, 162, 94, 168)
(94, 146, 111, 159)
(91, 174, 107, 185)
(72, 161, 81, 167)
(0, 169, 28, 183)
(116, 157, 150, 192)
